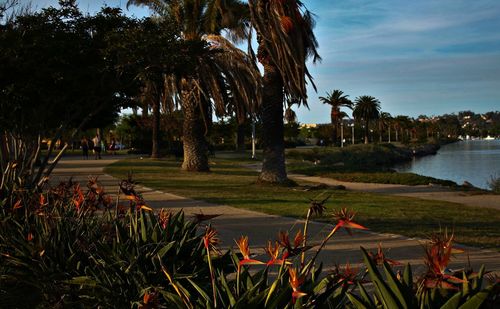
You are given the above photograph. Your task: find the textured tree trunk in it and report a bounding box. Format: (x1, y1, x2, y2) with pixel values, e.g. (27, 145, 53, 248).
(258, 61, 287, 184)
(151, 99, 160, 158)
(331, 108, 338, 146)
(142, 102, 149, 118)
(379, 122, 383, 143)
(181, 85, 209, 172)
(364, 120, 369, 144)
(236, 121, 246, 152)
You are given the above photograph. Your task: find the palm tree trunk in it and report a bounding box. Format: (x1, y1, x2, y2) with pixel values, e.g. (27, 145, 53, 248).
(236, 121, 246, 152)
(259, 61, 287, 184)
(331, 108, 338, 146)
(379, 121, 383, 143)
(181, 84, 209, 172)
(151, 99, 160, 159)
(364, 120, 369, 144)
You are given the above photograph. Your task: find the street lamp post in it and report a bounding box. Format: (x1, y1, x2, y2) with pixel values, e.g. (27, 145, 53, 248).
(251, 121, 256, 159)
(340, 122, 344, 148)
(351, 123, 355, 144)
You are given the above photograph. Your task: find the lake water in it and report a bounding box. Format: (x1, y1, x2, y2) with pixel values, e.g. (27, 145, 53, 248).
(395, 140, 500, 189)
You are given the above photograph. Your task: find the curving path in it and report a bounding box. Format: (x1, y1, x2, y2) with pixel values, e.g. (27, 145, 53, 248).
(51, 156, 500, 275)
(289, 174, 500, 210)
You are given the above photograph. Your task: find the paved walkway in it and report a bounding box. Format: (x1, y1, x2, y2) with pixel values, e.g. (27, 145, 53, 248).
(243, 163, 500, 210)
(51, 156, 500, 274)
(289, 174, 500, 210)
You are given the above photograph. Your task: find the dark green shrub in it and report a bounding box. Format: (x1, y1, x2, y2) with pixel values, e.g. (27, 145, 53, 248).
(1, 179, 498, 308)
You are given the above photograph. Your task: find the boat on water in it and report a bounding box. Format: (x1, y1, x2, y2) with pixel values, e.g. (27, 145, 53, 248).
(484, 135, 496, 140)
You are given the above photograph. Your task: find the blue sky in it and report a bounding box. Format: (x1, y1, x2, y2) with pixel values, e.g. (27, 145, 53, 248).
(19, 0, 500, 123)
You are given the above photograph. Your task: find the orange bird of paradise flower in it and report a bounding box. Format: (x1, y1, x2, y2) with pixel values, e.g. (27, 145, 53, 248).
(289, 268, 307, 303)
(235, 236, 264, 265)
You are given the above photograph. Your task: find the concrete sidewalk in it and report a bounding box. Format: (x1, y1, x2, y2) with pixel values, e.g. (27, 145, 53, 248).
(51, 156, 500, 274)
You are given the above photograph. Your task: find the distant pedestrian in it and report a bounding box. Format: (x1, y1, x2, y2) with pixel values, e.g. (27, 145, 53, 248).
(92, 134, 102, 159)
(110, 138, 117, 155)
(81, 136, 89, 159)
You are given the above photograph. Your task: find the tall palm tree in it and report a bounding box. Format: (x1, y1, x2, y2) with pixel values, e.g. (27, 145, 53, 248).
(319, 90, 352, 146)
(128, 0, 261, 171)
(249, 0, 320, 184)
(379, 111, 391, 143)
(353, 96, 381, 144)
(394, 115, 412, 143)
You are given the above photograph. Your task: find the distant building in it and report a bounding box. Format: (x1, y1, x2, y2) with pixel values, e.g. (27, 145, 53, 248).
(300, 123, 318, 129)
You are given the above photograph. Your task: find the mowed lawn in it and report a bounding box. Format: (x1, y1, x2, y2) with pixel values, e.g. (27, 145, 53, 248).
(105, 158, 500, 250)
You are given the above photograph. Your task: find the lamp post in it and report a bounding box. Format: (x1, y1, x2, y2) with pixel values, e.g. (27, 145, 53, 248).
(350, 123, 355, 144)
(340, 121, 344, 148)
(251, 121, 256, 159)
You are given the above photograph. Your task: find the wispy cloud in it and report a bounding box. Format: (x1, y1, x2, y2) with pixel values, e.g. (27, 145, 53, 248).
(298, 0, 500, 123)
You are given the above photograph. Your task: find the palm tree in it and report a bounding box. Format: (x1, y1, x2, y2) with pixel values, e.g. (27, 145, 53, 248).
(378, 112, 391, 143)
(128, 0, 260, 171)
(394, 115, 413, 143)
(353, 96, 381, 144)
(319, 90, 353, 146)
(249, 0, 320, 184)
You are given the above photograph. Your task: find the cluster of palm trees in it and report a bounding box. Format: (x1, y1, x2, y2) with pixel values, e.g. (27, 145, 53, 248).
(127, 0, 319, 184)
(320, 90, 381, 145)
(318, 90, 459, 145)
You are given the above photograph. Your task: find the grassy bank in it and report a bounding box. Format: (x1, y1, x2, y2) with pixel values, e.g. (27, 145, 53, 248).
(286, 144, 462, 187)
(105, 158, 500, 249)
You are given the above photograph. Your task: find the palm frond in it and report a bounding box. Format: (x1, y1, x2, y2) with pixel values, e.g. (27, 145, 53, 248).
(249, 0, 321, 107)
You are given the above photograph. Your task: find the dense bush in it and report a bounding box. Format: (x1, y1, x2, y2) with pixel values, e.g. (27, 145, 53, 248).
(287, 144, 412, 169)
(1, 177, 498, 308)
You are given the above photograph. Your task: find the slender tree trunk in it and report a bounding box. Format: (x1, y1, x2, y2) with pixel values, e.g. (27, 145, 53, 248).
(181, 83, 209, 172)
(259, 61, 287, 184)
(364, 120, 369, 144)
(151, 99, 160, 158)
(331, 108, 338, 146)
(379, 122, 383, 143)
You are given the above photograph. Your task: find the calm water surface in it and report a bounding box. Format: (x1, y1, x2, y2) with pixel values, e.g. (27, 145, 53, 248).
(395, 140, 500, 189)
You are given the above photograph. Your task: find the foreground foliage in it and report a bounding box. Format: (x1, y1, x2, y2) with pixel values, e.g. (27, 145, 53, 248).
(0, 176, 498, 308)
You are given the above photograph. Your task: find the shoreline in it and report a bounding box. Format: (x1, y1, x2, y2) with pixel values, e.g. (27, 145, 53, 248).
(395, 139, 499, 190)
(288, 173, 500, 210)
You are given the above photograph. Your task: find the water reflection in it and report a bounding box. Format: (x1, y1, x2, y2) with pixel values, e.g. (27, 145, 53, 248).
(395, 140, 500, 189)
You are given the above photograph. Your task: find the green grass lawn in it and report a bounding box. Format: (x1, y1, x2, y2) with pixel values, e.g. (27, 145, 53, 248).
(287, 162, 460, 186)
(105, 157, 500, 250)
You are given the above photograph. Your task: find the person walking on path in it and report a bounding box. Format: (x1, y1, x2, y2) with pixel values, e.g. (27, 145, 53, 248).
(109, 138, 117, 155)
(81, 136, 89, 159)
(92, 134, 102, 159)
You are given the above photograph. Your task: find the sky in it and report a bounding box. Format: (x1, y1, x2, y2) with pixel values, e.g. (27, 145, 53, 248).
(15, 0, 500, 124)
